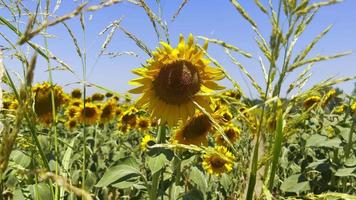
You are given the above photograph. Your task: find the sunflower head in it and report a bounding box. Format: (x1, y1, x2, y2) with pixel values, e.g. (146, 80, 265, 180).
(105, 92, 113, 98)
(66, 119, 78, 131)
(215, 125, 240, 146)
(202, 146, 235, 176)
(129, 34, 225, 126)
(71, 88, 82, 99)
(65, 106, 80, 119)
(137, 117, 150, 131)
(32, 82, 66, 125)
(121, 107, 138, 128)
(303, 95, 321, 109)
(141, 134, 156, 151)
(351, 102, 356, 115)
(173, 113, 211, 146)
(91, 93, 105, 102)
(76, 102, 101, 125)
(333, 105, 345, 113)
(9, 100, 19, 110)
(321, 89, 336, 108)
(100, 98, 117, 123)
(68, 99, 82, 107)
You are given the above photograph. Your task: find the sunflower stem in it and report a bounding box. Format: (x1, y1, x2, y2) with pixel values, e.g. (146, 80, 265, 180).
(149, 124, 166, 200)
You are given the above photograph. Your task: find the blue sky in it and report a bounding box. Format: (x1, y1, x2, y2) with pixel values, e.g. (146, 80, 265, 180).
(1, 0, 355, 98)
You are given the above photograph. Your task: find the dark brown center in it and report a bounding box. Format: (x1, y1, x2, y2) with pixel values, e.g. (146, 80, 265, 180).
(182, 114, 211, 139)
(153, 60, 200, 105)
(211, 156, 226, 168)
(83, 107, 97, 118)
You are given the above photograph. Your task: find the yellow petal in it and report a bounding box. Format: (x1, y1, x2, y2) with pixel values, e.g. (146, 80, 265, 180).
(203, 81, 225, 90)
(128, 86, 146, 94)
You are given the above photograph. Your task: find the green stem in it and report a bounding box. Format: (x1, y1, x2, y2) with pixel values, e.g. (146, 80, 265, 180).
(268, 102, 284, 190)
(149, 124, 166, 200)
(345, 118, 355, 158)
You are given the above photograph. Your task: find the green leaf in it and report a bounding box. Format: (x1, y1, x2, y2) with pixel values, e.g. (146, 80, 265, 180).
(147, 154, 167, 175)
(220, 173, 232, 192)
(112, 177, 137, 189)
(189, 167, 207, 193)
(96, 164, 141, 187)
(182, 188, 204, 200)
(28, 183, 52, 200)
(280, 174, 310, 194)
(306, 134, 341, 148)
(335, 167, 356, 177)
(169, 183, 184, 200)
(10, 150, 31, 168)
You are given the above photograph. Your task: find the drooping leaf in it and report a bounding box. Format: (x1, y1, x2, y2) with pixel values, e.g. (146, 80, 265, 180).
(96, 164, 141, 187)
(280, 174, 310, 194)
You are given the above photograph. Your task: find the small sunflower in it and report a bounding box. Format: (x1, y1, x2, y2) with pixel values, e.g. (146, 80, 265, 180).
(76, 102, 101, 125)
(121, 107, 138, 128)
(3, 97, 12, 110)
(303, 96, 321, 109)
(333, 105, 345, 113)
(91, 93, 105, 102)
(351, 102, 356, 115)
(215, 105, 233, 124)
(65, 106, 79, 119)
(173, 113, 211, 146)
(321, 89, 336, 107)
(9, 100, 19, 110)
(66, 119, 78, 131)
(202, 146, 235, 176)
(69, 99, 83, 107)
(105, 92, 113, 98)
(71, 88, 82, 99)
(223, 89, 241, 100)
(32, 82, 66, 125)
(137, 117, 150, 131)
(215, 125, 240, 146)
(129, 34, 225, 126)
(100, 98, 117, 123)
(140, 134, 156, 151)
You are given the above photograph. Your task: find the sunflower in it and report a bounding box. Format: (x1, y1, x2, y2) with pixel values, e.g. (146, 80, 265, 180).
(66, 119, 78, 131)
(351, 102, 356, 115)
(91, 93, 105, 102)
(76, 102, 101, 125)
(100, 98, 117, 123)
(202, 146, 235, 176)
(321, 89, 336, 108)
(214, 105, 233, 124)
(140, 134, 156, 151)
(120, 107, 138, 128)
(69, 99, 83, 107)
(129, 34, 225, 126)
(215, 125, 240, 146)
(333, 105, 345, 113)
(137, 117, 150, 131)
(303, 96, 321, 109)
(71, 88, 82, 99)
(223, 89, 241, 100)
(105, 92, 113, 98)
(173, 113, 212, 146)
(9, 100, 19, 110)
(65, 106, 79, 119)
(32, 82, 66, 125)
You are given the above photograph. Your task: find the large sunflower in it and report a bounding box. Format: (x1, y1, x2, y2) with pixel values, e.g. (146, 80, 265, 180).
(129, 34, 225, 126)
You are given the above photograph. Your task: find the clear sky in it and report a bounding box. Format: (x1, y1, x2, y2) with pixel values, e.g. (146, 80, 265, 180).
(1, 0, 356, 98)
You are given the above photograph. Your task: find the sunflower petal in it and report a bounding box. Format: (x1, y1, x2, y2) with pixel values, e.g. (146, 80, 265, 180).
(203, 81, 225, 90)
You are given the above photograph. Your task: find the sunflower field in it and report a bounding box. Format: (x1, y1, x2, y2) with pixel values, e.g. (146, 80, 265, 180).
(0, 0, 355, 200)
